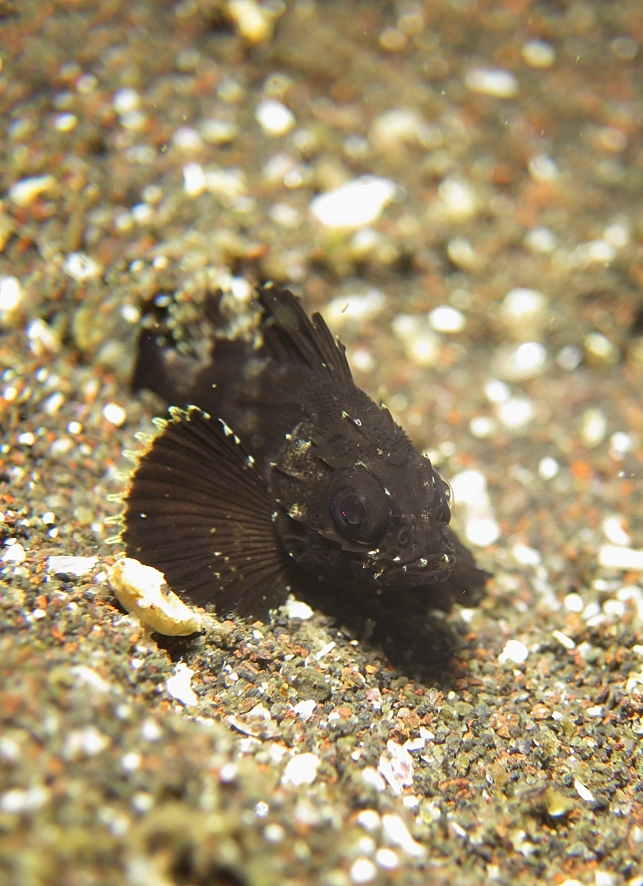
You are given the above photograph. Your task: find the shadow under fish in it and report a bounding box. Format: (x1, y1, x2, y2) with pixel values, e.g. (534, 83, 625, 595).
(123, 284, 490, 674)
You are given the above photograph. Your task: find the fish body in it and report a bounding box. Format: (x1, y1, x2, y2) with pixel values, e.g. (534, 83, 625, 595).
(124, 284, 488, 619)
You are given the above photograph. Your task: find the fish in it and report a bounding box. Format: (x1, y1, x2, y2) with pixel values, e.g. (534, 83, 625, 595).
(122, 283, 489, 625)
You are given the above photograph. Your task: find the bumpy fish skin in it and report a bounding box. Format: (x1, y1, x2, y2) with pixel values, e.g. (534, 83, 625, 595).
(127, 284, 488, 617)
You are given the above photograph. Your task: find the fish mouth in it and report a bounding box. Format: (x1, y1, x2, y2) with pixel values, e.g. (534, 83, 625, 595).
(374, 536, 456, 589)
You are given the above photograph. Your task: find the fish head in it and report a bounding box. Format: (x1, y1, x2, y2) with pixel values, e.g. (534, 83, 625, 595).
(271, 399, 456, 594)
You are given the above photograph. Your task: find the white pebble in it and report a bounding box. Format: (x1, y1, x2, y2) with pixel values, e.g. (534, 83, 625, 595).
(465, 67, 519, 98)
(360, 767, 386, 792)
(574, 779, 595, 804)
(497, 397, 536, 429)
(310, 176, 398, 229)
(469, 416, 496, 439)
(428, 305, 465, 333)
(512, 544, 541, 567)
(166, 663, 198, 706)
(499, 639, 529, 664)
(47, 555, 98, 576)
(54, 113, 77, 132)
(27, 319, 61, 354)
(598, 545, 643, 572)
(577, 240, 617, 265)
(324, 289, 385, 327)
(501, 287, 548, 330)
(102, 402, 127, 427)
(0, 786, 50, 815)
(9, 174, 56, 207)
(437, 178, 477, 221)
(552, 629, 576, 651)
(464, 516, 500, 547)
(293, 700, 316, 721)
(350, 858, 377, 884)
(564, 593, 584, 613)
(584, 332, 618, 366)
(172, 126, 203, 152)
(528, 154, 559, 183)
(282, 752, 320, 787)
(381, 813, 425, 857)
(356, 809, 381, 831)
(581, 407, 607, 447)
(538, 457, 559, 479)
(524, 227, 557, 253)
(200, 118, 239, 145)
(603, 222, 630, 248)
(2, 542, 26, 564)
(18, 431, 35, 446)
(556, 345, 582, 372)
(283, 596, 313, 619)
(602, 515, 631, 547)
(255, 99, 295, 136)
(375, 848, 399, 869)
(113, 87, 139, 115)
(485, 379, 511, 404)
(183, 162, 206, 196)
(447, 236, 478, 270)
(450, 469, 487, 505)
(228, 0, 274, 44)
(0, 277, 23, 321)
(522, 40, 556, 68)
(64, 252, 102, 281)
(492, 342, 548, 382)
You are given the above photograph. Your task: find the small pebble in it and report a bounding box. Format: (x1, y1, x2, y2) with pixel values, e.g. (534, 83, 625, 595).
(581, 407, 607, 448)
(538, 457, 559, 479)
(349, 858, 377, 884)
(9, 174, 56, 207)
(324, 289, 385, 327)
(428, 305, 466, 333)
(0, 276, 23, 324)
(492, 342, 548, 381)
(255, 100, 295, 137)
(465, 67, 519, 98)
(602, 515, 631, 547)
(521, 40, 556, 68)
(228, 0, 274, 45)
(584, 332, 619, 367)
(497, 397, 536, 429)
(437, 178, 477, 221)
(103, 403, 127, 427)
(500, 287, 548, 338)
(498, 639, 529, 664)
(598, 545, 643, 572)
(310, 176, 398, 229)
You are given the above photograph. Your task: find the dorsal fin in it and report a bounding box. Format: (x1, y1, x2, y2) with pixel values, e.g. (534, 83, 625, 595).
(258, 284, 354, 387)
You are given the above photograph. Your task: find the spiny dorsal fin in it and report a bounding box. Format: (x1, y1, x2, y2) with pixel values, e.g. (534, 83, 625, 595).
(258, 283, 354, 387)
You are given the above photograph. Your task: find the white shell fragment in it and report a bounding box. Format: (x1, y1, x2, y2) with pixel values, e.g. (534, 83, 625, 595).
(108, 558, 207, 635)
(47, 555, 98, 577)
(310, 176, 398, 229)
(498, 639, 529, 664)
(282, 752, 320, 787)
(166, 663, 198, 706)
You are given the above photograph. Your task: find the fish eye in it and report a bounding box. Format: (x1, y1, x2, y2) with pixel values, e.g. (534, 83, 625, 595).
(397, 527, 410, 546)
(329, 473, 389, 544)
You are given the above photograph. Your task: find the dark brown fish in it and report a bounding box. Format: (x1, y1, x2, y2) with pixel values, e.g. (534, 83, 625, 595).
(123, 284, 489, 622)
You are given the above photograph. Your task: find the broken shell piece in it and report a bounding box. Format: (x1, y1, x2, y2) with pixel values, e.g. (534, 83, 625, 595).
(108, 557, 207, 635)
